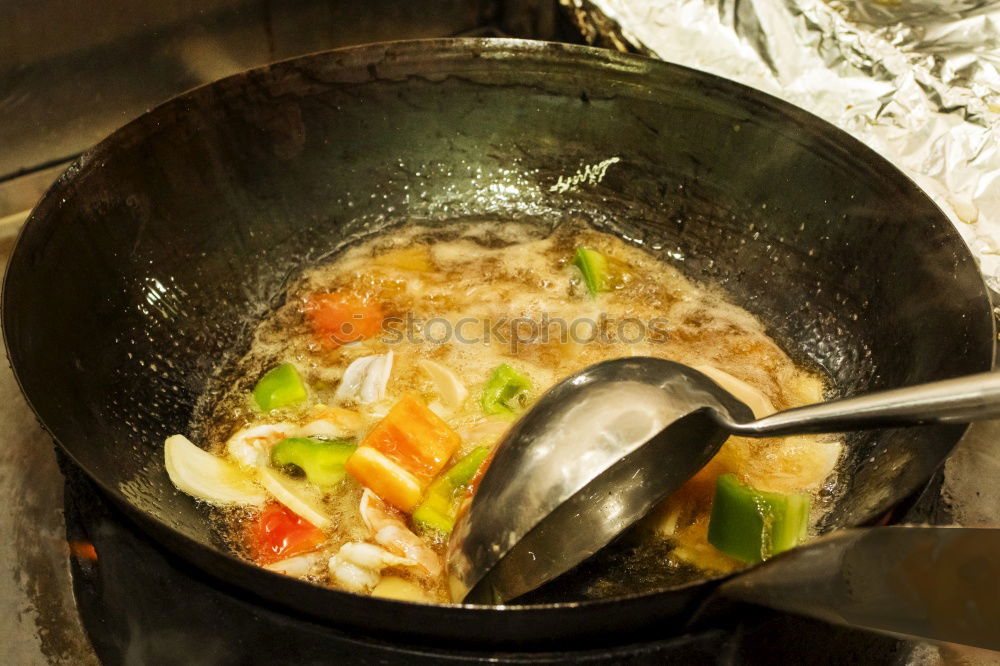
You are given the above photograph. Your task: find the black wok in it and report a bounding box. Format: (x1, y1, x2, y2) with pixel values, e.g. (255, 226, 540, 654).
(3, 39, 994, 646)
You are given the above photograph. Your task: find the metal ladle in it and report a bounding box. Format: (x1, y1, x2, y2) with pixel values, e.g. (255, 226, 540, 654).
(448, 357, 1000, 619)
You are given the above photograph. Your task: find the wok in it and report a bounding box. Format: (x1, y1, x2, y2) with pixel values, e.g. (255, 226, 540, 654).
(3, 39, 994, 646)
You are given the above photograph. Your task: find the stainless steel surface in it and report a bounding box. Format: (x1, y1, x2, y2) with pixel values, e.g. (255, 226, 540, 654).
(0, 0, 493, 185)
(722, 371, 1000, 436)
(447, 357, 752, 603)
(0, 0, 570, 220)
(715, 526, 1000, 651)
(450, 357, 1000, 605)
(0, 236, 97, 664)
(565, 0, 1000, 289)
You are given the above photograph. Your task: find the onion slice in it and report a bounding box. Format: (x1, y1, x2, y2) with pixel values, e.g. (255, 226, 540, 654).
(164, 434, 267, 507)
(258, 467, 332, 529)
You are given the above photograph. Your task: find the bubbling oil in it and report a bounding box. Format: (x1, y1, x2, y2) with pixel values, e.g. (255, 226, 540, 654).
(198, 220, 843, 602)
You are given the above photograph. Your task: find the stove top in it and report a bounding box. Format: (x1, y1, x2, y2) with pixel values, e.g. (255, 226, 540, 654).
(60, 457, 916, 665)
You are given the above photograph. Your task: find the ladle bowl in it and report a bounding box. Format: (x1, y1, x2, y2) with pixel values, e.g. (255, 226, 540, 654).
(450, 357, 1000, 604)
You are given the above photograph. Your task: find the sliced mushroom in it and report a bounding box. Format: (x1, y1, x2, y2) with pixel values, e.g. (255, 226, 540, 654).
(418, 359, 468, 409)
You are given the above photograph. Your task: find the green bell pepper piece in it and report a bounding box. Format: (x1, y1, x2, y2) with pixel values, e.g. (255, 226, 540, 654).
(411, 501, 454, 534)
(253, 363, 308, 411)
(479, 364, 532, 416)
(573, 247, 610, 296)
(707, 473, 810, 564)
(413, 447, 490, 534)
(441, 447, 490, 486)
(271, 437, 356, 487)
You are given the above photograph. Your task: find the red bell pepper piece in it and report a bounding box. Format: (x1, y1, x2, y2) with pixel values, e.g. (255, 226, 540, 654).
(251, 502, 326, 564)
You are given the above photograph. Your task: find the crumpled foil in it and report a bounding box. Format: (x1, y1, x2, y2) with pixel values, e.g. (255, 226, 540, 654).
(564, 0, 1000, 288)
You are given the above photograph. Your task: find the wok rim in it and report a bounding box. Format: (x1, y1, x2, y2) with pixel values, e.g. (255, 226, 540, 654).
(3, 37, 995, 621)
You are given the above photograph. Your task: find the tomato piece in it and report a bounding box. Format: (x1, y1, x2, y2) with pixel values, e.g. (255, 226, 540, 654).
(251, 503, 326, 564)
(302, 292, 384, 348)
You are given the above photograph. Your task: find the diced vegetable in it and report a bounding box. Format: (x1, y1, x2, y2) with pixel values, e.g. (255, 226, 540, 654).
(412, 500, 451, 534)
(413, 447, 490, 534)
(251, 503, 326, 565)
(345, 447, 424, 512)
(271, 437, 357, 487)
(371, 576, 433, 602)
(303, 292, 384, 348)
(479, 364, 532, 416)
(164, 434, 267, 507)
(258, 467, 333, 529)
(572, 247, 611, 296)
(357, 394, 462, 480)
(345, 394, 462, 512)
(707, 474, 810, 564)
(465, 447, 495, 495)
(253, 363, 308, 411)
(444, 447, 491, 486)
(418, 359, 468, 409)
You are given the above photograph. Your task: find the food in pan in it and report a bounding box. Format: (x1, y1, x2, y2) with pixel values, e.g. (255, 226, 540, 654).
(165, 222, 843, 603)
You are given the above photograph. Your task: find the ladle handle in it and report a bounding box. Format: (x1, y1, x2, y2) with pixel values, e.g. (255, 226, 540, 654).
(722, 370, 1000, 437)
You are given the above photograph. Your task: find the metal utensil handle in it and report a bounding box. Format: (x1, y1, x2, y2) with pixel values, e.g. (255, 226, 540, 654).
(722, 371, 1000, 437)
(713, 526, 1000, 651)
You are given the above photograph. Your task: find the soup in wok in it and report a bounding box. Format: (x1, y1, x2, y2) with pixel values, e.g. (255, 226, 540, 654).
(164, 220, 843, 603)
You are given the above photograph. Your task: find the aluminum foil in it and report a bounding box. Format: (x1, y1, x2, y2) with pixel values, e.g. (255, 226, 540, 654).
(565, 0, 1000, 287)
